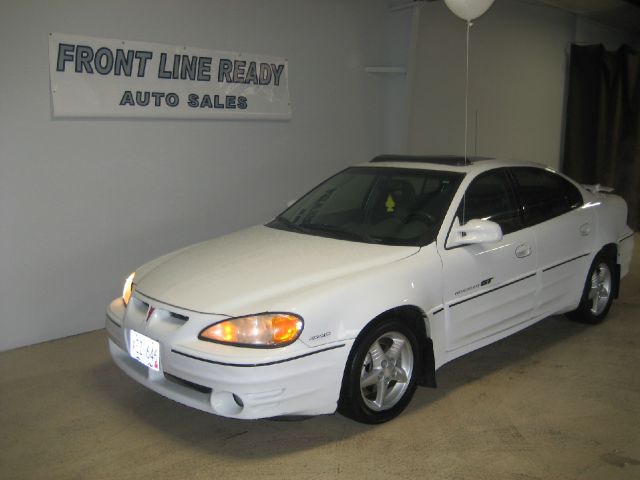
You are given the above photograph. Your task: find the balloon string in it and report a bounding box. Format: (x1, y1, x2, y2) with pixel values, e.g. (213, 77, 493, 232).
(462, 19, 472, 222)
(464, 20, 471, 165)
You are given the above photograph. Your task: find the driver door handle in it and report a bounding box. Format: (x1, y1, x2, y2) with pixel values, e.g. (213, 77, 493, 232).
(515, 243, 532, 258)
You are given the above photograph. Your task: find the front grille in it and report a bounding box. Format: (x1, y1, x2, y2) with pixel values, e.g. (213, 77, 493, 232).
(169, 312, 189, 322)
(129, 296, 189, 324)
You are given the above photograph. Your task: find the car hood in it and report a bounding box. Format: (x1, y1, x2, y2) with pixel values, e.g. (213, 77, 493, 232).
(134, 225, 419, 315)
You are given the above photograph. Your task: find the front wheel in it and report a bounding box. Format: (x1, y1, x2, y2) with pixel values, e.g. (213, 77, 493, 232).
(569, 252, 616, 324)
(338, 318, 421, 424)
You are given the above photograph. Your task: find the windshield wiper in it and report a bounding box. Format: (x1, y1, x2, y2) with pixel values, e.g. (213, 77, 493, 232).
(270, 218, 381, 244)
(298, 223, 381, 244)
(270, 216, 306, 233)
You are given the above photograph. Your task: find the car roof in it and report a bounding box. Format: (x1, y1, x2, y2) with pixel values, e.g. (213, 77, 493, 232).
(356, 154, 547, 174)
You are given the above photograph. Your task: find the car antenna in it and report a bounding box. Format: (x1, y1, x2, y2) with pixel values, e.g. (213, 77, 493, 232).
(475, 109, 479, 156)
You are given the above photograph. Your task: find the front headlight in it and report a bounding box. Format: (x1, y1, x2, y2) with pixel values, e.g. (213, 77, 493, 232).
(122, 272, 135, 305)
(199, 313, 303, 348)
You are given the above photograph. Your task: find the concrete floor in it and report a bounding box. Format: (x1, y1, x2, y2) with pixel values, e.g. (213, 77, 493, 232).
(1, 238, 639, 480)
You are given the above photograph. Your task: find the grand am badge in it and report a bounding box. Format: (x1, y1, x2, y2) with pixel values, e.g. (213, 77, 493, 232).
(454, 277, 493, 296)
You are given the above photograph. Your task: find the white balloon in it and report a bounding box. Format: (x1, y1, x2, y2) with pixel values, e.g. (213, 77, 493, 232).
(443, 0, 496, 21)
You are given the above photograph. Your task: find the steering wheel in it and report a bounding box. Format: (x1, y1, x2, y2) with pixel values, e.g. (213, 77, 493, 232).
(405, 211, 436, 226)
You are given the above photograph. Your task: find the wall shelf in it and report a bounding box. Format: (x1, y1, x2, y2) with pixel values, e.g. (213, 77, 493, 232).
(365, 66, 407, 75)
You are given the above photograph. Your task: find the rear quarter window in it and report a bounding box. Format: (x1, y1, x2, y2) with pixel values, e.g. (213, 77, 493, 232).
(510, 167, 583, 227)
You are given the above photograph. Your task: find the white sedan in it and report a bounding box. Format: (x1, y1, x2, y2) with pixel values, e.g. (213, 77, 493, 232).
(106, 155, 634, 424)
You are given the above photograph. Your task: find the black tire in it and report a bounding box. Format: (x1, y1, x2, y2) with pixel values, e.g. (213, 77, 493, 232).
(568, 251, 616, 324)
(338, 317, 422, 424)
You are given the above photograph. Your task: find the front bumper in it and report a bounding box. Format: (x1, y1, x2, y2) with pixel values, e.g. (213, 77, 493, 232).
(106, 297, 352, 419)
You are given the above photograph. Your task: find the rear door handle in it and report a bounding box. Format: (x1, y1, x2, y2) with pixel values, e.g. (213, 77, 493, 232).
(515, 243, 532, 258)
(580, 223, 591, 236)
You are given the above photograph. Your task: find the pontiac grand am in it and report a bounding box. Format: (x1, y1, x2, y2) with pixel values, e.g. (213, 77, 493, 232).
(106, 155, 634, 423)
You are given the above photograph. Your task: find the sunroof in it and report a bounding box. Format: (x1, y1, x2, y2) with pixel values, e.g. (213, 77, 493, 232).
(369, 155, 493, 166)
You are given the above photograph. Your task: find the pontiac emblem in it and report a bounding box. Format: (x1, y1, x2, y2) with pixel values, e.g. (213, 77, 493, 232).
(145, 306, 155, 322)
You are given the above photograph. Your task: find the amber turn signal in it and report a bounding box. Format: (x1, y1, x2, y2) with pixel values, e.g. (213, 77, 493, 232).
(122, 272, 135, 305)
(199, 313, 303, 348)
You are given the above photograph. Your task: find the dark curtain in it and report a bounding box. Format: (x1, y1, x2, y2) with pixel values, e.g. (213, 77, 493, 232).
(563, 44, 640, 231)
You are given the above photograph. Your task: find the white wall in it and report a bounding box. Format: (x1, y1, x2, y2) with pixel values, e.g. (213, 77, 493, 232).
(408, 0, 575, 168)
(380, 5, 415, 153)
(0, 0, 395, 351)
(4, 0, 635, 351)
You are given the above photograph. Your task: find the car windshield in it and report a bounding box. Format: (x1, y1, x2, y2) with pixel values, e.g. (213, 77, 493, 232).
(268, 166, 464, 246)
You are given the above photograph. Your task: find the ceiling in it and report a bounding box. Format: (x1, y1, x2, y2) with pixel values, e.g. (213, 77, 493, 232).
(407, 0, 640, 35)
(538, 0, 640, 34)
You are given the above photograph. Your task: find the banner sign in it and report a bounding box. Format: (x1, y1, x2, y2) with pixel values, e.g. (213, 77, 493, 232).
(48, 33, 291, 120)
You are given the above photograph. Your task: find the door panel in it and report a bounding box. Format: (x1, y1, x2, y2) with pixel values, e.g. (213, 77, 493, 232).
(439, 168, 538, 352)
(440, 229, 537, 351)
(508, 167, 596, 316)
(534, 208, 595, 315)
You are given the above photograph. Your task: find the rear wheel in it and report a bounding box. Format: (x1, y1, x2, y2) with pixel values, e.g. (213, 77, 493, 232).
(338, 317, 421, 424)
(569, 252, 616, 324)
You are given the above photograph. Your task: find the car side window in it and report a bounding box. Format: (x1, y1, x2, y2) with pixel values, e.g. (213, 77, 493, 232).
(509, 167, 583, 227)
(457, 169, 521, 235)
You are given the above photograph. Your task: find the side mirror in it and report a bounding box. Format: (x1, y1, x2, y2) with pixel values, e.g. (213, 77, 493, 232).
(447, 218, 503, 247)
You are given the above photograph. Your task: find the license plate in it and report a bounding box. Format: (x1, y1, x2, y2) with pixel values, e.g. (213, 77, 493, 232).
(129, 330, 160, 371)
